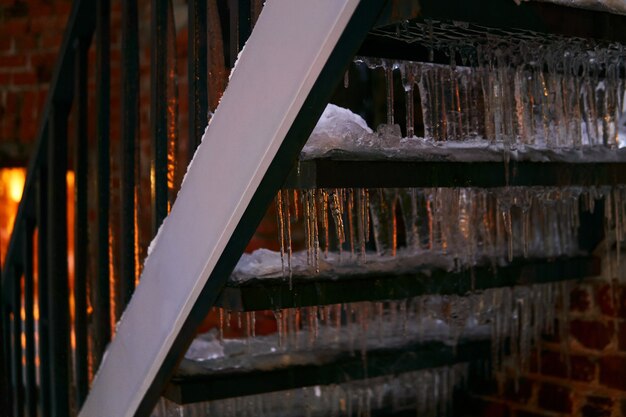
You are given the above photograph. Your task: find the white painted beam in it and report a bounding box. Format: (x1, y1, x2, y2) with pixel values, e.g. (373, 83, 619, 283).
(78, 0, 363, 416)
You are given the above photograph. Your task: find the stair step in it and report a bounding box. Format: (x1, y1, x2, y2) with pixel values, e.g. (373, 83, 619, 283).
(165, 336, 489, 404)
(217, 256, 600, 312)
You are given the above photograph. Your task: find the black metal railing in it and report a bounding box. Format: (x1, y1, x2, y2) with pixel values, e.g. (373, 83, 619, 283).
(0, 0, 254, 416)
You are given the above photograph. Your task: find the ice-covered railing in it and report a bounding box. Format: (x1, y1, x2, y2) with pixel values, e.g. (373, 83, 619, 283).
(362, 20, 626, 149)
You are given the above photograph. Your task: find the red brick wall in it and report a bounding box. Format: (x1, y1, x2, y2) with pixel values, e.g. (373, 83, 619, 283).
(0, 0, 73, 164)
(471, 273, 626, 417)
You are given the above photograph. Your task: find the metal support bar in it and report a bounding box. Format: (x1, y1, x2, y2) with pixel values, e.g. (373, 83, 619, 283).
(22, 222, 36, 417)
(11, 264, 24, 417)
(37, 165, 51, 417)
(188, 0, 208, 160)
(74, 36, 90, 408)
(121, 0, 139, 310)
(284, 159, 626, 189)
(228, 0, 239, 67)
(238, 0, 251, 50)
(151, 0, 169, 233)
(0, 260, 11, 416)
(48, 103, 70, 417)
(95, 0, 111, 369)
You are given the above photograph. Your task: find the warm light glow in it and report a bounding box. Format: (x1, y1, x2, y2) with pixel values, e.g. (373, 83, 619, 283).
(6, 169, 25, 202)
(0, 167, 26, 263)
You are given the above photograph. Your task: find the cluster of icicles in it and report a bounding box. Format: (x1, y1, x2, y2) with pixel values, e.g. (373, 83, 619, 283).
(354, 32, 626, 148)
(210, 281, 565, 375)
(176, 281, 564, 417)
(273, 187, 604, 279)
(155, 363, 468, 417)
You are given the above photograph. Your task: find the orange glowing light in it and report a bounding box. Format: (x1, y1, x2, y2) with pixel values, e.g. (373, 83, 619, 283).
(0, 167, 26, 264)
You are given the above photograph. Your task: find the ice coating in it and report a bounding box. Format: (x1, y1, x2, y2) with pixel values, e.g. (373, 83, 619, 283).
(174, 280, 564, 417)
(153, 363, 470, 417)
(266, 186, 591, 277)
(352, 34, 626, 150)
(523, 0, 626, 15)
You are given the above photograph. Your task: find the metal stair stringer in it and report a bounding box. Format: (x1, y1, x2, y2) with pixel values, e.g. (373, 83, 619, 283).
(77, 0, 387, 416)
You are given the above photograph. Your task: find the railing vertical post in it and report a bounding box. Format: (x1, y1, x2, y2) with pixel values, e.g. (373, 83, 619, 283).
(121, 0, 139, 309)
(238, 0, 251, 50)
(11, 263, 24, 417)
(74, 36, 89, 408)
(95, 0, 111, 368)
(151, 0, 169, 233)
(188, 0, 208, 161)
(48, 103, 70, 417)
(227, 0, 239, 67)
(0, 261, 11, 417)
(37, 162, 50, 417)
(22, 221, 37, 417)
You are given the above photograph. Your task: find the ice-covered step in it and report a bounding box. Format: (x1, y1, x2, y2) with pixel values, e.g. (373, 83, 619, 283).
(218, 251, 599, 311)
(165, 330, 489, 405)
(367, 0, 626, 58)
(156, 363, 470, 417)
(165, 278, 568, 405)
(288, 104, 626, 188)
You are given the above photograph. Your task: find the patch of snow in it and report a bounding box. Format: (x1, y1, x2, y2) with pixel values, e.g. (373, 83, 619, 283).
(185, 330, 225, 361)
(302, 104, 372, 155)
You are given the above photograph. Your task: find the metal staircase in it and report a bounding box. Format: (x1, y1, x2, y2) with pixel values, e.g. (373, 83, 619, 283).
(2, 0, 626, 416)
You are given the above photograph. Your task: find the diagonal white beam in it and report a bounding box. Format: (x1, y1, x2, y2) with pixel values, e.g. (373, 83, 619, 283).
(78, 0, 369, 416)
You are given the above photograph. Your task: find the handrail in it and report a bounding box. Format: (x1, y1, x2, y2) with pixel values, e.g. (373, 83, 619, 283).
(1, 0, 95, 291)
(0, 0, 251, 415)
(1, 2, 95, 415)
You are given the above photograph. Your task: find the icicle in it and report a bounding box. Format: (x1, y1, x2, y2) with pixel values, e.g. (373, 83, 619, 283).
(292, 307, 300, 349)
(400, 299, 408, 337)
(357, 189, 368, 260)
(293, 190, 299, 221)
(274, 309, 284, 347)
(347, 188, 356, 257)
(613, 188, 622, 264)
(375, 301, 384, 342)
(385, 63, 395, 125)
(245, 311, 252, 346)
(251, 311, 256, 338)
(312, 191, 320, 273)
(330, 189, 345, 256)
(320, 190, 330, 256)
(219, 308, 224, 341)
(402, 63, 415, 138)
(303, 190, 311, 266)
(427, 20, 434, 62)
(275, 190, 286, 276)
(334, 304, 342, 342)
(284, 190, 293, 287)
(497, 190, 514, 262)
